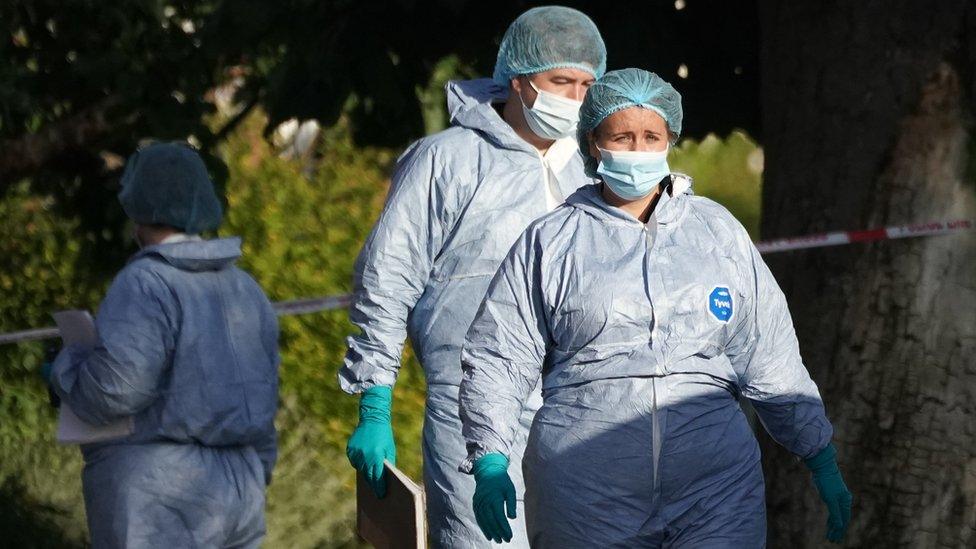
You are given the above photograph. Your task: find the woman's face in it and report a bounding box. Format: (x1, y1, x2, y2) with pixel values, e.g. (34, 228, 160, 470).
(588, 107, 669, 162)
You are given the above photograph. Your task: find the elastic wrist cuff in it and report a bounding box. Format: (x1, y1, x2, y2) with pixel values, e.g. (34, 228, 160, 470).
(359, 385, 393, 422)
(473, 452, 509, 478)
(804, 442, 838, 472)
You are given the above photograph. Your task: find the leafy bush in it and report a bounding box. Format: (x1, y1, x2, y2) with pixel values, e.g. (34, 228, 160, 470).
(671, 130, 764, 238)
(0, 183, 105, 546)
(220, 113, 425, 547)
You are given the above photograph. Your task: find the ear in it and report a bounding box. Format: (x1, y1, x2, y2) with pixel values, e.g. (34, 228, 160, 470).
(133, 223, 147, 242)
(510, 77, 523, 97)
(587, 131, 601, 161)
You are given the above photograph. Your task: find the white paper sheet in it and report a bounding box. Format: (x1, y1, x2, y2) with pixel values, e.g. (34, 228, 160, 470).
(52, 310, 134, 445)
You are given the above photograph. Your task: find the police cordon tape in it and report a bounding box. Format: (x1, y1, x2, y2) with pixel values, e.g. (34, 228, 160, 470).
(0, 218, 972, 346)
(0, 294, 355, 346)
(754, 218, 973, 254)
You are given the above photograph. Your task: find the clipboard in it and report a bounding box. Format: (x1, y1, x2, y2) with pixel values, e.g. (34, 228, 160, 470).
(52, 310, 134, 445)
(356, 460, 427, 548)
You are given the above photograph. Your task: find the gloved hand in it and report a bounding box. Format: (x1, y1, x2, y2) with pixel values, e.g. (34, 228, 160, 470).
(805, 443, 852, 543)
(472, 452, 516, 544)
(40, 345, 61, 408)
(39, 344, 59, 383)
(346, 386, 396, 498)
(40, 361, 53, 383)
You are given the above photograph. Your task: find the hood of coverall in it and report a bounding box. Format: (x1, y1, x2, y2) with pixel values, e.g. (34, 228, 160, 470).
(565, 175, 695, 227)
(445, 78, 548, 154)
(132, 237, 243, 272)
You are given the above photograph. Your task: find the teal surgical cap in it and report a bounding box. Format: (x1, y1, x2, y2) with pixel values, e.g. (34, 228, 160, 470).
(493, 6, 606, 85)
(577, 68, 684, 177)
(118, 142, 223, 233)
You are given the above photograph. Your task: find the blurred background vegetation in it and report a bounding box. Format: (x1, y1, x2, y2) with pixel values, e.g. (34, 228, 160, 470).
(0, 106, 762, 549)
(0, 1, 762, 546)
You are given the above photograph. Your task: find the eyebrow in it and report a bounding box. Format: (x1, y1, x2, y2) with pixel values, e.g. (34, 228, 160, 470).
(549, 73, 593, 83)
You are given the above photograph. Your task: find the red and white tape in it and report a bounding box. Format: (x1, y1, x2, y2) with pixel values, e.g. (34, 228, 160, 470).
(755, 219, 973, 254)
(1, 219, 973, 345)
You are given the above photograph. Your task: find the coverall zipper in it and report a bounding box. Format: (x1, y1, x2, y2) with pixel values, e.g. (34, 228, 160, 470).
(643, 221, 664, 497)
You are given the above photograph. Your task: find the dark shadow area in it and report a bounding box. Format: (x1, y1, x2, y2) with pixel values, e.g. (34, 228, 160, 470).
(521, 377, 830, 546)
(0, 477, 86, 549)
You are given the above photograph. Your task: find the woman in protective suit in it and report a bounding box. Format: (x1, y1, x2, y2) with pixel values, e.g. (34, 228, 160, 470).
(458, 68, 853, 547)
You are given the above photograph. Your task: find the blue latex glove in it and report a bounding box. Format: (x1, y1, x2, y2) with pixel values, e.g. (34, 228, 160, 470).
(805, 443, 852, 543)
(346, 386, 396, 498)
(472, 453, 517, 544)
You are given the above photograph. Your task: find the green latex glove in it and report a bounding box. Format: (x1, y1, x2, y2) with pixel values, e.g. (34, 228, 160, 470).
(346, 386, 396, 498)
(805, 443, 852, 543)
(472, 452, 516, 544)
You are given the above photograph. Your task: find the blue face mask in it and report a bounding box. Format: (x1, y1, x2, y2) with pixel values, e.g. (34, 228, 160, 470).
(596, 146, 671, 200)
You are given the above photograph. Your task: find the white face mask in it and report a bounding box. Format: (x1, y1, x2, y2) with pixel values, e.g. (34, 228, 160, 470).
(519, 80, 582, 140)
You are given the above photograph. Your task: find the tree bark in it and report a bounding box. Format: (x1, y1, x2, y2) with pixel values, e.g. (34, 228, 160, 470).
(758, 1, 976, 547)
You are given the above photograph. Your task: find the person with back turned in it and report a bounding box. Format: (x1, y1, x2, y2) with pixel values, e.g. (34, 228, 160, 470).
(45, 142, 280, 548)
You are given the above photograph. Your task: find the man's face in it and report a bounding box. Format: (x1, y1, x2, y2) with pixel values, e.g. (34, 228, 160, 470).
(513, 67, 596, 106)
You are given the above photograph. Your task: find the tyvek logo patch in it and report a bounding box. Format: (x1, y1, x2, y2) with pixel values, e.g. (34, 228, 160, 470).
(709, 286, 734, 322)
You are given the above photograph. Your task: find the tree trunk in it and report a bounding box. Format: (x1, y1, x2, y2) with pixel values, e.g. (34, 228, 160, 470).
(758, 1, 976, 547)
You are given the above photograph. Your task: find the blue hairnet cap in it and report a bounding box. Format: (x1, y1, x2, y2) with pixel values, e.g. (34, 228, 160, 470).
(118, 142, 223, 233)
(493, 6, 606, 85)
(577, 68, 683, 177)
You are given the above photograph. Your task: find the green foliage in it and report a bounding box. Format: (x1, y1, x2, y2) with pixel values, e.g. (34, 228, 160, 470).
(220, 113, 426, 547)
(1, 1, 219, 139)
(671, 131, 764, 238)
(1, 0, 231, 270)
(0, 478, 84, 549)
(0, 182, 105, 546)
(0, 113, 428, 548)
(0, 104, 762, 546)
(2, 0, 761, 201)
(417, 55, 479, 135)
(0, 3, 762, 548)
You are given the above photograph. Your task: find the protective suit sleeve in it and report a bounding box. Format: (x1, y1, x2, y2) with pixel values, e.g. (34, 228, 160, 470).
(459, 230, 548, 472)
(50, 266, 177, 426)
(339, 143, 448, 393)
(256, 343, 279, 485)
(727, 242, 833, 459)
